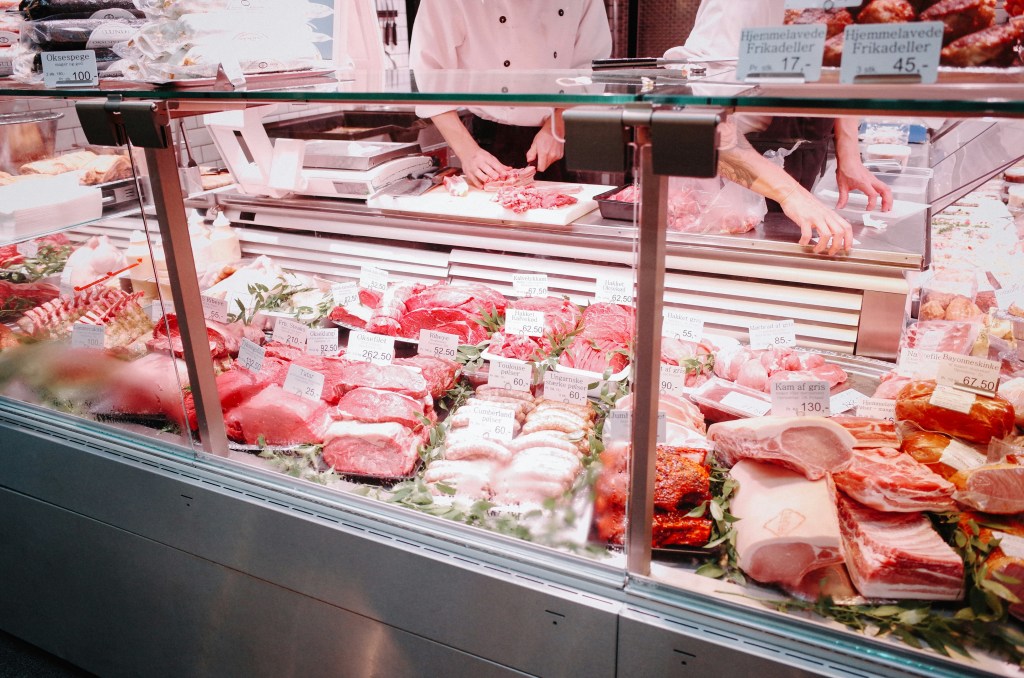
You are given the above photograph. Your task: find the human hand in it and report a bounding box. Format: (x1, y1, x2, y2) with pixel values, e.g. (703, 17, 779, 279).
(459, 146, 510, 188)
(836, 157, 894, 212)
(780, 190, 854, 256)
(526, 123, 564, 172)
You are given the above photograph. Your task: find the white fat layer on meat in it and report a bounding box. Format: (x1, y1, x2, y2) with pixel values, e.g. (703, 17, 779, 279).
(707, 416, 855, 480)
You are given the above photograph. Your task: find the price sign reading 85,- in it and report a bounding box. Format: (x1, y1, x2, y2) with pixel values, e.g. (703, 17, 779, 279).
(749, 319, 796, 350)
(419, 330, 459, 361)
(487, 358, 533, 393)
(737, 25, 825, 83)
(840, 22, 943, 85)
(468, 405, 516, 442)
(543, 371, 589, 405)
(347, 330, 395, 366)
(283, 364, 325, 402)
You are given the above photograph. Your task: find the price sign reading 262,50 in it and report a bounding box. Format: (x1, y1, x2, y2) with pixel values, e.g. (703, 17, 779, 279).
(840, 22, 943, 84)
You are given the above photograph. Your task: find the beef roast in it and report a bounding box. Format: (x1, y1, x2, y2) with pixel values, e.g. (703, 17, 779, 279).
(224, 384, 330, 446)
(335, 387, 427, 429)
(322, 420, 421, 477)
(392, 354, 459, 399)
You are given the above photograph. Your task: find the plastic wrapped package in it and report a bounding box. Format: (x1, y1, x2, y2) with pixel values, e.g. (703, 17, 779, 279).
(131, 0, 332, 21)
(900, 318, 982, 355)
(666, 176, 766, 235)
(917, 269, 983, 321)
(895, 380, 1016, 445)
(20, 0, 142, 20)
(20, 18, 142, 51)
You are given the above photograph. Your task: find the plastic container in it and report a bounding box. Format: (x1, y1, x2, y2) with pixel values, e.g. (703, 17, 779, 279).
(594, 185, 637, 222)
(125, 230, 158, 299)
(208, 213, 240, 267)
(690, 377, 771, 423)
(864, 143, 912, 169)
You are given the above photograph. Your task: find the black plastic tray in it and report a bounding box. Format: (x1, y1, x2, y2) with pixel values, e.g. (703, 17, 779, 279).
(594, 185, 636, 222)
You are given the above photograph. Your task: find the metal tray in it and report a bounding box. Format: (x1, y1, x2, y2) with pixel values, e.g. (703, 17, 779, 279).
(594, 185, 636, 222)
(303, 140, 422, 171)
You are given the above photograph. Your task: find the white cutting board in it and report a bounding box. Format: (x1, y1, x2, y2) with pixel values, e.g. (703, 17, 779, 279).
(367, 181, 613, 227)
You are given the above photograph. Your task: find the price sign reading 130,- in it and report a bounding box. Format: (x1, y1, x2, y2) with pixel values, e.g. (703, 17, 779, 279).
(840, 22, 943, 85)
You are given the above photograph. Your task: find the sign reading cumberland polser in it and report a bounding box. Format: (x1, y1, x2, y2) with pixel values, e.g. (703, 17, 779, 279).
(840, 22, 943, 84)
(737, 24, 826, 82)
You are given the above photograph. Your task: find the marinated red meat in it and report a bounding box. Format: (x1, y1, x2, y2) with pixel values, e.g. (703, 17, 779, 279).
(857, 0, 916, 23)
(707, 416, 855, 480)
(895, 380, 1015, 444)
(557, 302, 634, 375)
(941, 16, 1024, 67)
(654, 447, 711, 510)
(783, 8, 854, 38)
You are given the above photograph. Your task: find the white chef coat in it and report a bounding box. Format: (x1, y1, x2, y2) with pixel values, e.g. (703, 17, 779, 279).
(410, 0, 612, 126)
(663, 0, 784, 61)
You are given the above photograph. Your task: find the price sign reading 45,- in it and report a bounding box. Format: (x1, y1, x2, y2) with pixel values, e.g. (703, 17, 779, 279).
(512, 273, 548, 298)
(488, 358, 533, 393)
(737, 24, 826, 83)
(772, 379, 831, 417)
(358, 266, 389, 294)
(505, 309, 546, 337)
(543, 371, 589, 405)
(595, 276, 634, 305)
(840, 22, 943, 85)
(662, 310, 703, 343)
(419, 329, 459, 361)
(749, 319, 796, 350)
(347, 330, 395, 365)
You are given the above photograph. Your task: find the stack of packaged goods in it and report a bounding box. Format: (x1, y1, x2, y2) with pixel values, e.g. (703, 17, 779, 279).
(0, 2, 21, 76)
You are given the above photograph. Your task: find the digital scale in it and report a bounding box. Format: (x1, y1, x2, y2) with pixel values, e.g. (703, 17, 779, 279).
(204, 106, 433, 200)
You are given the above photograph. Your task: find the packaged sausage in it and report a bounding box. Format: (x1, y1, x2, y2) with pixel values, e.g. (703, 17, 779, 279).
(895, 380, 1016, 445)
(21, 17, 142, 51)
(20, 0, 143, 20)
(131, 0, 332, 21)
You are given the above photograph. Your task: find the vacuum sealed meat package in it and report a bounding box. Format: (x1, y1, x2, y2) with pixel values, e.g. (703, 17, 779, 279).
(895, 380, 1016, 445)
(20, 0, 143, 20)
(666, 176, 766, 235)
(131, 0, 333, 21)
(21, 18, 143, 51)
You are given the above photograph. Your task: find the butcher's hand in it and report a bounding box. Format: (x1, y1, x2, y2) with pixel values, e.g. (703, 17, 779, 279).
(460, 147, 511, 188)
(836, 160, 894, 212)
(526, 123, 564, 172)
(780, 190, 854, 256)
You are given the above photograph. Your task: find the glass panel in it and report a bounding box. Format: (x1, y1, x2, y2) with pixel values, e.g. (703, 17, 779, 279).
(631, 108, 1024, 672)
(0, 95, 195, 453)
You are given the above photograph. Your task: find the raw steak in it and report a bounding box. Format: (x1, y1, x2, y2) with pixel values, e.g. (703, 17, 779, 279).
(333, 361, 430, 400)
(654, 447, 710, 510)
(895, 380, 1015, 444)
(399, 307, 485, 342)
(183, 357, 290, 431)
(829, 416, 900, 449)
(707, 416, 855, 479)
(322, 420, 421, 477)
(365, 283, 424, 336)
(730, 460, 844, 587)
(557, 302, 634, 374)
(393, 354, 459, 399)
(403, 283, 507, 316)
(488, 296, 581, 360)
(834, 490, 964, 600)
(831, 447, 957, 513)
(950, 462, 1024, 514)
(0, 280, 60, 318)
(335, 387, 426, 430)
(223, 384, 330, 446)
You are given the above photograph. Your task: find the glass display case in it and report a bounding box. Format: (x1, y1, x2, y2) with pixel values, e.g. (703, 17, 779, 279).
(1, 66, 1023, 677)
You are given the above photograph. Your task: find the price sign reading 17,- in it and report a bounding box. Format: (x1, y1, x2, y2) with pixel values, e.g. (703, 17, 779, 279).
(737, 24, 826, 83)
(841, 22, 943, 84)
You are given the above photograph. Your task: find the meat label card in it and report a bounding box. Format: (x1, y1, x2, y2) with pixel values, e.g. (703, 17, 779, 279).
(237, 338, 265, 373)
(512, 274, 548, 298)
(595, 276, 634, 305)
(928, 384, 976, 415)
(721, 391, 772, 417)
(488, 359, 533, 392)
(201, 294, 229, 324)
(936, 353, 1000, 397)
(771, 380, 830, 417)
(272, 318, 309, 347)
(939, 439, 987, 472)
(604, 410, 665, 443)
(418, 330, 459, 361)
(283, 365, 325, 402)
(306, 328, 339, 357)
(71, 323, 105, 349)
(662, 311, 704, 343)
(468, 405, 516, 442)
(748, 319, 796, 350)
(992, 532, 1024, 560)
(543, 371, 589, 405)
(840, 22, 943, 85)
(659, 364, 687, 397)
(855, 397, 896, 421)
(737, 25, 825, 83)
(16, 241, 38, 258)
(347, 330, 395, 365)
(829, 389, 868, 415)
(42, 50, 98, 88)
(331, 282, 359, 307)
(897, 348, 943, 380)
(505, 309, 546, 337)
(358, 266, 389, 294)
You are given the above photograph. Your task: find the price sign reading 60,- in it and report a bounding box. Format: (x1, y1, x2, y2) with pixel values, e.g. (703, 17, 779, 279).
(487, 359, 533, 393)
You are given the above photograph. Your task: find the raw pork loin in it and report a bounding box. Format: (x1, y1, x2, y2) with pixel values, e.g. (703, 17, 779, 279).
(831, 447, 957, 513)
(834, 490, 964, 601)
(707, 416, 855, 480)
(730, 460, 844, 587)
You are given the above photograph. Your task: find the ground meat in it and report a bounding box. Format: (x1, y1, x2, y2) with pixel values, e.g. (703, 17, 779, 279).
(495, 186, 578, 214)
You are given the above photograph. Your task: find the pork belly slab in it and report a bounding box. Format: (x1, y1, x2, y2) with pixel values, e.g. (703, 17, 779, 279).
(831, 447, 957, 513)
(834, 490, 964, 601)
(730, 460, 844, 588)
(707, 416, 855, 480)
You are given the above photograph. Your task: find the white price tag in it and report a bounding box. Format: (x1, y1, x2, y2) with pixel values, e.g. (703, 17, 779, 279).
(487, 358, 533, 392)
(89, 8, 137, 19)
(771, 380, 831, 417)
(419, 330, 460, 361)
(85, 21, 137, 49)
(347, 330, 396, 365)
(939, 439, 987, 472)
(512, 273, 548, 298)
(662, 310, 704, 343)
(840, 22, 943, 85)
(737, 25, 825, 83)
(148, 301, 173, 322)
(659, 363, 687, 396)
(721, 391, 772, 417)
(272, 318, 309, 347)
(543, 371, 589, 405)
(331, 282, 359, 307)
(936, 353, 1000, 397)
(657, 411, 666, 444)
(16, 241, 39, 259)
(605, 409, 631, 442)
(929, 384, 975, 415)
(830, 389, 868, 415)
(992, 532, 1024, 559)
(201, 294, 229, 323)
(0, 52, 13, 77)
(749, 319, 796, 350)
(467, 405, 516, 442)
(595, 276, 634, 305)
(283, 364, 325, 402)
(855, 397, 897, 421)
(358, 266, 389, 294)
(71, 323, 105, 349)
(42, 50, 98, 88)
(505, 309, 546, 337)
(897, 348, 944, 380)
(306, 328, 339, 356)
(237, 338, 265, 372)
(785, 0, 861, 7)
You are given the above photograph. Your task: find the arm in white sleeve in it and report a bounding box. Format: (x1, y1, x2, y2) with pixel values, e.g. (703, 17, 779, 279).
(663, 0, 784, 60)
(572, 0, 613, 67)
(410, 0, 467, 119)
